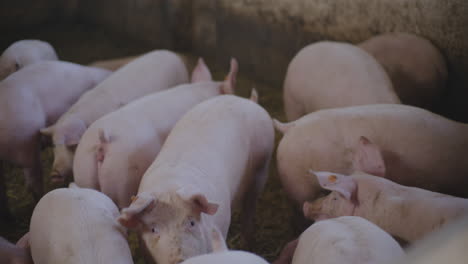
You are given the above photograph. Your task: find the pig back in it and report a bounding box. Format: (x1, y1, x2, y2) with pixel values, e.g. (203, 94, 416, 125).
(292, 216, 403, 264)
(284, 41, 398, 114)
(139, 95, 274, 206)
(59, 50, 189, 127)
(278, 104, 468, 203)
(29, 188, 132, 264)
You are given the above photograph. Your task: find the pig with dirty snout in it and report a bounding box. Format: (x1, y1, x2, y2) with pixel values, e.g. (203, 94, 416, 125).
(41, 50, 189, 183)
(73, 58, 237, 208)
(0, 61, 111, 218)
(28, 185, 133, 264)
(278, 216, 404, 264)
(0, 236, 33, 264)
(117, 92, 274, 264)
(0, 39, 58, 80)
(303, 171, 468, 242)
(180, 228, 269, 264)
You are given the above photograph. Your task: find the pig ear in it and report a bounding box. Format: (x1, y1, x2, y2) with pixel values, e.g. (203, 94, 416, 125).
(210, 228, 228, 253)
(221, 58, 238, 94)
(64, 119, 87, 146)
(353, 136, 386, 177)
(40, 125, 55, 136)
(117, 193, 155, 229)
(309, 170, 356, 201)
(191, 58, 212, 83)
(16, 232, 30, 249)
(177, 188, 219, 215)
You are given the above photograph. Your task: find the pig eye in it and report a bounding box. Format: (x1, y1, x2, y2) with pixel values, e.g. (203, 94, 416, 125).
(185, 217, 197, 230)
(14, 62, 19, 71)
(151, 227, 159, 234)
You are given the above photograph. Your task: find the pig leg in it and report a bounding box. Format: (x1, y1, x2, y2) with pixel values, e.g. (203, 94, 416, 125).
(240, 161, 269, 249)
(0, 161, 12, 221)
(21, 138, 43, 202)
(272, 239, 299, 264)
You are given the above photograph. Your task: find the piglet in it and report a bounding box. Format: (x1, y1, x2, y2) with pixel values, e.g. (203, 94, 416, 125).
(28, 185, 133, 264)
(0, 40, 58, 80)
(275, 103, 468, 208)
(283, 41, 398, 121)
(41, 50, 189, 183)
(180, 228, 268, 264)
(359, 32, 447, 109)
(0, 236, 32, 264)
(304, 171, 468, 242)
(117, 91, 274, 264)
(73, 58, 237, 208)
(0, 61, 111, 218)
(288, 216, 404, 264)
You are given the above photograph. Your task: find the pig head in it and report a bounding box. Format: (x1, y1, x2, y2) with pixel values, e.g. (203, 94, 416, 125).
(118, 189, 220, 264)
(40, 116, 87, 182)
(303, 170, 358, 221)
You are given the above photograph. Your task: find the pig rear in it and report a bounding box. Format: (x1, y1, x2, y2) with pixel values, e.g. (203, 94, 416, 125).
(29, 187, 133, 264)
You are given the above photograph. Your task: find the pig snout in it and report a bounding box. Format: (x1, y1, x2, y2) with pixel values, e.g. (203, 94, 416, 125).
(50, 170, 65, 183)
(303, 199, 322, 219)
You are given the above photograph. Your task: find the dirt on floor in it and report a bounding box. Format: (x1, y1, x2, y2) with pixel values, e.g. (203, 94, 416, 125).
(0, 23, 298, 263)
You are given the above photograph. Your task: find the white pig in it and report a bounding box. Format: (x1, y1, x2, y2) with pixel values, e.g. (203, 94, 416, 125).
(73, 58, 237, 208)
(275, 104, 468, 206)
(303, 171, 468, 242)
(359, 32, 447, 109)
(180, 228, 269, 264)
(291, 216, 404, 264)
(393, 214, 468, 264)
(28, 186, 133, 264)
(0, 61, 111, 208)
(41, 50, 189, 183)
(117, 92, 274, 264)
(283, 41, 398, 121)
(0, 236, 33, 264)
(0, 40, 58, 80)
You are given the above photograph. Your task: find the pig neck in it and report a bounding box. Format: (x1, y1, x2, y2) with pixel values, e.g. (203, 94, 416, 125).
(352, 175, 468, 242)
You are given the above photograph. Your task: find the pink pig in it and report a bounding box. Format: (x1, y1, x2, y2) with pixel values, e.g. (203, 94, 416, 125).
(28, 185, 133, 264)
(275, 104, 468, 208)
(283, 41, 398, 121)
(0, 40, 58, 80)
(0, 61, 110, 218)
(180, 228, 269, 264)
(41, 50, 189, 183)
(73, 58, 237, 208)
(289, 216, 404, 264)
(359, 32, 447, 109)
(303, 171, 468, 242)
(117, 92, 274, 264)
